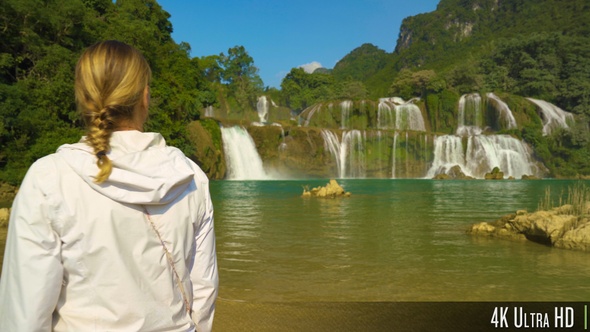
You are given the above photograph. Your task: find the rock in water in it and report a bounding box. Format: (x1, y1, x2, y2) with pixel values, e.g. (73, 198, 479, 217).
(302, 179, 351, 198)
(468, 204, 590, 251)
(484, 167, 504, 180)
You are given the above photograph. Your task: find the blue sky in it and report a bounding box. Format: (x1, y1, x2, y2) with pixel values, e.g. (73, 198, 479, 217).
(157, 0, 441, 88)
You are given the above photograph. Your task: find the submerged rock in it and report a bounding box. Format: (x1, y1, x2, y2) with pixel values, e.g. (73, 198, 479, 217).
(484, 167, 504, 180)
(468, 203, 590, 251)
(302, 179, 351, 198)
(521, 174, 540, 180)
(432, 165, 474, 180)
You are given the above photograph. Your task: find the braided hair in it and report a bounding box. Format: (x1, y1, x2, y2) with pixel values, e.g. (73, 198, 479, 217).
(74, 41, 152, 183)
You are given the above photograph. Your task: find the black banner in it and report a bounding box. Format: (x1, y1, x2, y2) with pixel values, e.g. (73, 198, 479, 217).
(214, 301, 589, 331)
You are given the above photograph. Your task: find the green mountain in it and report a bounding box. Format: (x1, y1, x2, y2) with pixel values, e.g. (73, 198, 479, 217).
(333, 0, 590, 102)
(311, 0, 590, 177)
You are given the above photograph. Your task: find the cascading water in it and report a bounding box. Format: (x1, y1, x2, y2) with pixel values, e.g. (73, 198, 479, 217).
(457, 93, 482, 136)
(486, 93, 517, 130)
(527, 98, 574, 135)
(426, 135, 465, 178)
(465, 135, 535, 179)
(426, 93, 540, 179)
(377, 98, 426, 131)
(426, 135, 535, 179)
(256, 96, 269, 124)
(340, 100, 352, 129)
(221, 126, 268, 180)
(272, 123, 287, 151)
(321, 129, 366, 178)
(204, 105, 214, 118)
(303, 104, 322, 127)
(321, 130, 342, 177)
(391, 132, 399, 179)
(236, 93, 559, 179)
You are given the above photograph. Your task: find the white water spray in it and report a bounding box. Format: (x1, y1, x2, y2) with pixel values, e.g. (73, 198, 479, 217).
(377, 98, 426, 131)
(457, 93, 483, 136)
(340, 100, 352, 129)
(221, 126, 268, 180)
(257, 96, 269, 124)
(527, 98, 574, 135)
(486, 93, 517, 130)
(321, 129, 366, 178)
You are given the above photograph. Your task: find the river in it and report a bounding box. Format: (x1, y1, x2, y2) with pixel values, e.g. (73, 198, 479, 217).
(212, 179, 590, 302)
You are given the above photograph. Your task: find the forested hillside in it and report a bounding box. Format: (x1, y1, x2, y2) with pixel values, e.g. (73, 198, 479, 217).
(0, 0, 266, 184)
(2, 0, 590, 184)
(282, 0, 590, 177)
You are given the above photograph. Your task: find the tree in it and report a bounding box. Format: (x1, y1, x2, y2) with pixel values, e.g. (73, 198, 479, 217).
(218, 46, 263, 112)
(280, 68, 336, 111)
(0, 0, 218, 184)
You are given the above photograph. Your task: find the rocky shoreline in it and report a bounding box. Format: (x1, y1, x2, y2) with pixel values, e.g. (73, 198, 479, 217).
(468, 203, 590, 252)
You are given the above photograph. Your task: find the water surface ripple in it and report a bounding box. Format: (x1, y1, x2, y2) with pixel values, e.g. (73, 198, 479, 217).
(211, 179, 590, 302)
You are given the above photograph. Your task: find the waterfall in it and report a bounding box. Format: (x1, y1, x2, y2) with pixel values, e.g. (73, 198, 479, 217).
(457, 93, 483, 136)
(256, 96, 269, 124)
(486, 93, 517, 130)
(340, 100, 352, 129)
(426, 135, 466, 178)
(425, 93, 540, 179)
(527, 98, 574, 135)
(426, 134, 536, 179)
(465, 135, 534, 179)
(391, 132, 399, 179)
(398, 104, 426, 132)
(321, 130, 343, 177)
(377, 99, 394, 129)
(377, 98, 426, 131)
(272, 123, 287, 151)
(221, 126, 268, 180)
(204, 105, 214, 118)
(321, 129, 366, 178)
(423, 134, 429, 175)
(342, 130, 366, 178)
(302, 104, 321, 127)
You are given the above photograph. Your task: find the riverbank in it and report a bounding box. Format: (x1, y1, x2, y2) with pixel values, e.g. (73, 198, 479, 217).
(468, 183, 590, 252)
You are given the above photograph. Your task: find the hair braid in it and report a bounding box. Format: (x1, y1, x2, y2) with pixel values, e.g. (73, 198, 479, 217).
(87, 106, 115, 182)
(75, 40, 152, 183)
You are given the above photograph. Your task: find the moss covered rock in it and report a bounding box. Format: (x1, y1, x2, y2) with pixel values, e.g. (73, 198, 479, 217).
(186, 119, 227, 180)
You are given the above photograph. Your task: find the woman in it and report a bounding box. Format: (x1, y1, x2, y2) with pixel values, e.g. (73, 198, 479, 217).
(0, 41, 218, 331)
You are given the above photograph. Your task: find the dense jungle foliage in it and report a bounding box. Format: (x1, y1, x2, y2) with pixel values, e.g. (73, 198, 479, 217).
(1, 0, 590, 184)
(0, 0, 264, 184)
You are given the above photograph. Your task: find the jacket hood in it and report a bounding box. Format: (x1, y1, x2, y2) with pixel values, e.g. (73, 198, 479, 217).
(56, 131, 195, 205)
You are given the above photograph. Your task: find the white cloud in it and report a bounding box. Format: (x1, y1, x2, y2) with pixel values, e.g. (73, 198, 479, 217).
(299, 61, 324, 73)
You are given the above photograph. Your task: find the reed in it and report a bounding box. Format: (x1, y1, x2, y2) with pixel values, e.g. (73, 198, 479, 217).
(538, 182, 590, 216)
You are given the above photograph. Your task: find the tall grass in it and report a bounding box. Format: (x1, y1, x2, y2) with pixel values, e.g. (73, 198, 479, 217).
(538, 182, 590, 216)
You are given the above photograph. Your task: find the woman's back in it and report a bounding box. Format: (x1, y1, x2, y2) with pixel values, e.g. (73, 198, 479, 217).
(0, 41, 217, 332)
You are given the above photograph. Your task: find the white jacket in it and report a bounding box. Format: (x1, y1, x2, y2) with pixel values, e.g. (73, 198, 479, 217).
(0, 131, 218, 332)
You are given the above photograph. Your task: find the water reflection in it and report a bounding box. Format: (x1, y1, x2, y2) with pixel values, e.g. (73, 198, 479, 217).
(212, 179, 590, 302)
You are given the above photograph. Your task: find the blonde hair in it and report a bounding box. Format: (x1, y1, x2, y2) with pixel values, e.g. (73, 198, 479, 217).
(75, 40, 152, 183)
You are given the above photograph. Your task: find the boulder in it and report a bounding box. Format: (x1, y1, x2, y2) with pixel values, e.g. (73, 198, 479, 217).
(468, 204, 590, 251)
(302, 179, 351, 198)
(484, 167, 504, 180)
(521, 174, 539, 180)
(433, 165, 474, 180)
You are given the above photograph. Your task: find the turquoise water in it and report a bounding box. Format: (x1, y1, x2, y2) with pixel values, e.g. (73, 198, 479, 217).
(211, 179, 590, 302)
